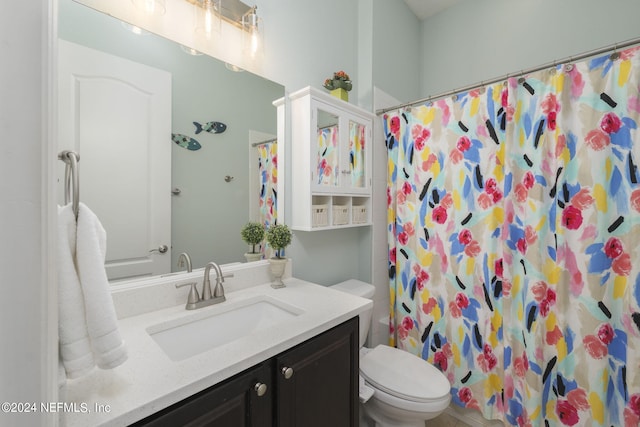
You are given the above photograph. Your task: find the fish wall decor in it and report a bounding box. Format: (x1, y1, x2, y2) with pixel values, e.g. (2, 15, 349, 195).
(172, 133, 201, 151)
(193, 121, 227, 134)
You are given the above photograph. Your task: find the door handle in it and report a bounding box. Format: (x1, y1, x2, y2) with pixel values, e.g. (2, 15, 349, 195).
(149, 245, 169, 254)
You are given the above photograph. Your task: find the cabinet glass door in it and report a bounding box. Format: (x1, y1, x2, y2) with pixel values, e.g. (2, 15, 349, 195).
(348, 120, 367, 189)
(316, 109, 339, 187)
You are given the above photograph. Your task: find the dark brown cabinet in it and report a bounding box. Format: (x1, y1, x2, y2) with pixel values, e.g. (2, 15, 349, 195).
(276, 317, 358, 427)
(132, 317, 358, 427)
(131, 361, 273, 427)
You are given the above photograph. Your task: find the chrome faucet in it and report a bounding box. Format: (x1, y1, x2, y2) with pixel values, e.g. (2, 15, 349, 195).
(175, 261, 233, 310)
(202, 261, 225, 302)
(177, 252, 192, 273)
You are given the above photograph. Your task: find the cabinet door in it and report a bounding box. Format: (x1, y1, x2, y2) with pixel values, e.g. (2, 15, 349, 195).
(276, 317, 359, 427)
(346, 116, 369, 191)
(132, 362, 273, 427)
(312, 102, 371, 195)
(314, 104, 342, 191)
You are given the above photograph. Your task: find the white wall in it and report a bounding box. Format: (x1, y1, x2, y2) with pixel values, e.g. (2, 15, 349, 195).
(421, 0, 640, 97)
(0, 1, 57, 426)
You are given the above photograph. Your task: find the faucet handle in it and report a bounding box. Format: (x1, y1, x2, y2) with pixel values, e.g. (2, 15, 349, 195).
(176, 282, 200, 308)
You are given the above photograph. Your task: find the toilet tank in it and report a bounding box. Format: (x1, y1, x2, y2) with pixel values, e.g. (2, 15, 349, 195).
(330, 279, 375, 348)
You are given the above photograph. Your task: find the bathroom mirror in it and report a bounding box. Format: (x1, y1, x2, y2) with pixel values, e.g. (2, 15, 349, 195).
(58, 0, 284, 281)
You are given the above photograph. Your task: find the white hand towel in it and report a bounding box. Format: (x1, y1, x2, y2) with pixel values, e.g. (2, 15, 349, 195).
(75, 202, 128, 370)
(57, 204, 94, 379)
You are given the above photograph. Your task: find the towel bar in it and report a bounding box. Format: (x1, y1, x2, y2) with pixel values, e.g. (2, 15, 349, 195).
(58, 150, 80, 220)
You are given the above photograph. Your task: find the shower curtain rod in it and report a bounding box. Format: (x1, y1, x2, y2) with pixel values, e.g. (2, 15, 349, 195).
(376, 36, 640, 115)
(251, 138, 277, 147)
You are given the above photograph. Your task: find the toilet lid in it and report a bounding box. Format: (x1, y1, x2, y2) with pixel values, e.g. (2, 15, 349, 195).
(360, 345, 450, 403)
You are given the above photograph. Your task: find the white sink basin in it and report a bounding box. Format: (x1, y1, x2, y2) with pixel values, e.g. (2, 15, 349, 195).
(147, 295, 303, 361)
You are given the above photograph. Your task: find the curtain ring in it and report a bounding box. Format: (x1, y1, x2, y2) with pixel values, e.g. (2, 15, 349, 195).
(610, 43, 620, 61)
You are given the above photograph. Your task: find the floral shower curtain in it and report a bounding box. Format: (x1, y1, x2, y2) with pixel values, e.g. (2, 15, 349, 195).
(258, 141, 277, 255)
(383, 46, 640, 426)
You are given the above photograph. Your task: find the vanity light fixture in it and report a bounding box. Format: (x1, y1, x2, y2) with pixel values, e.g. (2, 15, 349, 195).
(195, 0, 222, 39)
(241, 6, 263, 59)
(131, 0, 166, 16)
(187, 0, 264, 58)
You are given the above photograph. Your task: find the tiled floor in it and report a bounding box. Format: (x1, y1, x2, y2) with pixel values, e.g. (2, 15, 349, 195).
(429, 408, 506, 426)
(361, 406, 505, 426)
(429, 412, 468, 426)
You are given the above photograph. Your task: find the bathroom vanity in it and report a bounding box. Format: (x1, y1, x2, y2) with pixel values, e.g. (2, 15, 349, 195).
(132, 317, 358, 426)
(62, 262, 370, 427)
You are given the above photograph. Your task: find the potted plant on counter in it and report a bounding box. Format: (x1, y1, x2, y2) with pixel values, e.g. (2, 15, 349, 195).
(265, 223, 292, 288)
(241, 221, 265, 262)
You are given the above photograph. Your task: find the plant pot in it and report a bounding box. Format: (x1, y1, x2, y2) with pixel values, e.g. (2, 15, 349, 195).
(244, 252, 263, 262)
(268, 257, 288, 288)
(330, 87, 349, 101)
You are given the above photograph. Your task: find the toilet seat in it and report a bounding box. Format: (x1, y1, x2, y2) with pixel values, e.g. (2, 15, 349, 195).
(360, 345, 450, 404)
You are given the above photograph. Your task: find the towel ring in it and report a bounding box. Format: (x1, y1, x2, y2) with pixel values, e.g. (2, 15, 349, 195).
(58, 150, 80, 220)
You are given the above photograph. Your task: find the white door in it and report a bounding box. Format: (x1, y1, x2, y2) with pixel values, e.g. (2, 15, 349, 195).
(57, 39, 172, 281)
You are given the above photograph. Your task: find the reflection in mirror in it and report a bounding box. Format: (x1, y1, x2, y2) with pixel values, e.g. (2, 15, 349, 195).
(316, 110, 339, 187)
(58, 0, 284, 282)
(348, 120, 367, 188)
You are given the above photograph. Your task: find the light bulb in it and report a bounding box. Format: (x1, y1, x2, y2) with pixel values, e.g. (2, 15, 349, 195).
(131, 0, 166, 16)
(251, 28, 261, 57)
(196, 0, 220, 39)
(204, 1, 213, 35)
(242, 8, 263, 60)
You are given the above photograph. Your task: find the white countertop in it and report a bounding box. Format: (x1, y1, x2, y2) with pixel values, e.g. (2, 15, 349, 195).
(62, 278, 371, 426)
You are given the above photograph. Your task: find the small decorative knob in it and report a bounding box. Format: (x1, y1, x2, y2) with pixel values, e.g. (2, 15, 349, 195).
(254, 382, 267, 397)
(281, 366, 294, 380)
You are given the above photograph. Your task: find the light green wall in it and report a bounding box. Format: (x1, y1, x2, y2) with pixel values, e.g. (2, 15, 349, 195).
(420, 0, 640, 97)
(254, 0, 361, 101)
(58, 0, 283, 269)
(373, 0, 422, 103)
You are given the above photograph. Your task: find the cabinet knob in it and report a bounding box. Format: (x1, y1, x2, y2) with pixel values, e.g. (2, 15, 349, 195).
(254, 382, 268, 397)
(281, 366, 294, 380)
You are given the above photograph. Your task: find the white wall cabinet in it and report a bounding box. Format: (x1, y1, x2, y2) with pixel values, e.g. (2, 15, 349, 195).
(276, 86, 374, 231)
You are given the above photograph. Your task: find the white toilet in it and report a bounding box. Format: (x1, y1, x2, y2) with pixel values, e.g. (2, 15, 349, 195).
(330, 279, 451, 427)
